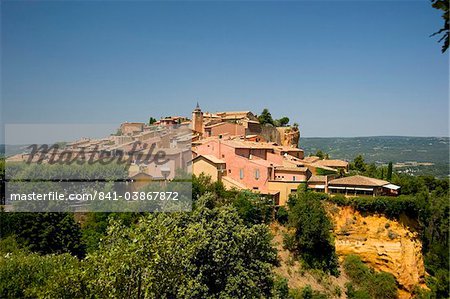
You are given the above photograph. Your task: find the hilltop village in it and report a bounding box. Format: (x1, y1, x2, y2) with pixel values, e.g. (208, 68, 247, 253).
(189, 104, 399, 205)
(8, 104, 400, 205)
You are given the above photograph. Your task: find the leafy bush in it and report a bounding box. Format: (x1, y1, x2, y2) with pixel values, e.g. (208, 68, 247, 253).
(273, 275, 289, 299)
(1, 195, 279, 298)
(286, 191, 339, 276)
(0, 212, 85, 257)
(343, 255, 397, 299)
(327, 195, 419, 219)
(345, 283, 371, 299)
(276, 206, 289, 225)
(232, 190, 274, 225)
(299, 285, 327, 299)
(0, 245, 82, 298)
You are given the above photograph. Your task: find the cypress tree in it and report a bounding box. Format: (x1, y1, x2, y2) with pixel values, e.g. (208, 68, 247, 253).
(387, 162, 393, 181)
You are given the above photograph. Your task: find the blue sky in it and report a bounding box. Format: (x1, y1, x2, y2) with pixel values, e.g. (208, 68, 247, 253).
(1, 1, 448, 139)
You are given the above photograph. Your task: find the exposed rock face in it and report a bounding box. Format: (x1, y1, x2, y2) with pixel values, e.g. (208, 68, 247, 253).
(277, 127, 300, 148)
(256, 125, 300, 148)
(328, 205, 426, 297)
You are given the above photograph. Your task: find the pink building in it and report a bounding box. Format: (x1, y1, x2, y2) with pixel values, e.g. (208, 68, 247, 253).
(204, 122, 245, 138)
(193, 138, 310, 202)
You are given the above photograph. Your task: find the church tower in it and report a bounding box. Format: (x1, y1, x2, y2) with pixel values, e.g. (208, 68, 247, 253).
(192, 102, 204, 134)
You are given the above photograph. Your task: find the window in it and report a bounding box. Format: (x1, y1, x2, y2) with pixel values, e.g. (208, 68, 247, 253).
(255, 169, 260, 179)
(293, 176, 296, 181)
(239, 169, 244, 179)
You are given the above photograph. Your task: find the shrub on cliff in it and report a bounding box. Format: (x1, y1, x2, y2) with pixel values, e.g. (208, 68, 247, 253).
(343, 255, 398, 299)
(286, 191, 339, 276)
(1, 194, 279, 298)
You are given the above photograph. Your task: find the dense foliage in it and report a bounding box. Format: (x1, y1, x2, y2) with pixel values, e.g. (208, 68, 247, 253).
(258, 108, 291, 127)
(284, 191, 339, 276)
(0, 212, 85, 258)
(0, 238, 81, 299)
(1, 156, 448, 298)
(192, 173, 274, 225)
(84, 194, 278, 298)
(1, 194, 278, 298)
(148, 116, 157, 125)
(343, 255, 397, 299)
(431, 0, 449, 53)
(0, 158, 4, 205)
(273, 276, 328, 299)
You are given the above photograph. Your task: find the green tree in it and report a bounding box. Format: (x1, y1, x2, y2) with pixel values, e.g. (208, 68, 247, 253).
(273, 275, 289, 299)
(387, 162, 393, 181)
(345, 283, 371, 299)
(343, 255, 397, 299)
(313, 150, 325, 159)
(352, 155, 367, 172)
(0, 212, 85, 258)
(276, 206, 289, 225)
(431, 0, 449, 53)
(275, 117, 290, 127)
(365, 163, 377, 178)
(81, 212, 141, 253)
(286, 191, 339, 275)
(0, 239, 84, 299)
(232, 190, 274, 225)
(258, 108, 275, 125)
(83, 194, 278, 298)
(148, 117, 157, 125)
(299, 285, 327, 299)
(0, 158, 4, 205)
(2, 194, 279, 298)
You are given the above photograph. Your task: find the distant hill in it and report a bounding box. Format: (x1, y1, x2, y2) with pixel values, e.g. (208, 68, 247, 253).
(300, 136, 449, 178)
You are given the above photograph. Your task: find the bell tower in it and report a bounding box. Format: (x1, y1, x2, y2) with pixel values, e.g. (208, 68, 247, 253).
(192, 102, 204, 134)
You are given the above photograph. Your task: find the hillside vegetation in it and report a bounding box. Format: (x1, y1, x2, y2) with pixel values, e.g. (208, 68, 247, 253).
(0, 157, 448, 298)
(301, 136, 449, 178)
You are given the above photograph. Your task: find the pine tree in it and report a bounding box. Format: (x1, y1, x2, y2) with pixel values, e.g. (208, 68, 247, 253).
(387, 162, 393, 181)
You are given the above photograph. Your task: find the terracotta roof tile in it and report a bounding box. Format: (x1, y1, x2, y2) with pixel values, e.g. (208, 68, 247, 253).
(314, 159, 349, 168)
(328, 175, 389, 187)
(194, 154, 226, 164)
(308, 175, 327, 183)
(302, 156, 320, 163)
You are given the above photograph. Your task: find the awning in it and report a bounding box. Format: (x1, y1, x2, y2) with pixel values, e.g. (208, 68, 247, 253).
(383, 183, 401, 190)
(354, 187, 374, 191)
(311, 185, 325, 189)
(329, 186, 345, 190)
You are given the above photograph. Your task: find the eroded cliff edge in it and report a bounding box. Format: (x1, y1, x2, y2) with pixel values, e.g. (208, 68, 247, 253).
(327, 204, 426, 296)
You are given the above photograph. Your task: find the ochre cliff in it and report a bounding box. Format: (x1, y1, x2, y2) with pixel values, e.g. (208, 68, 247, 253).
(327, 205, 426, 298)
(277, 127, 300, 148)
